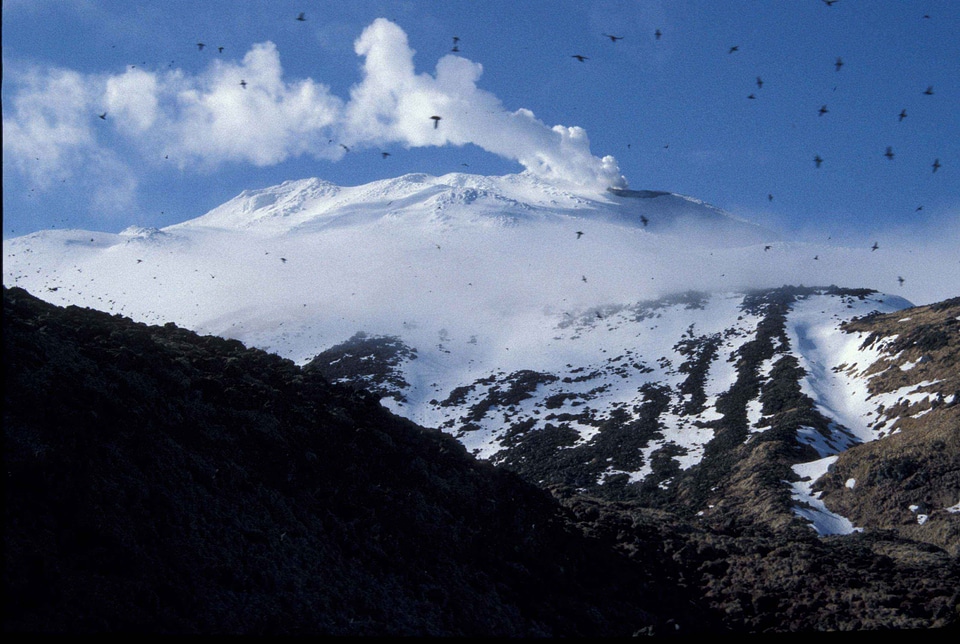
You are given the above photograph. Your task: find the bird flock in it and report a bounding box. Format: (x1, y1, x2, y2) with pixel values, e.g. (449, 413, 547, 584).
(79, 4, 946, 291)
(555, 1, 945, 275)
(563, 3, 943, 188)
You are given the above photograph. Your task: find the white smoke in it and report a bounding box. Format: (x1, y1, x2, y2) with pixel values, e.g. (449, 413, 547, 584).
(344, 19, 626, 190)
(3, 18, 626, 193)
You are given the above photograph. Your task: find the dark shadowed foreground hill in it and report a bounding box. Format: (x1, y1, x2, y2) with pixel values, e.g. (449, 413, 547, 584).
(2, 286, 708, 636)
(4, 286, 958, 635)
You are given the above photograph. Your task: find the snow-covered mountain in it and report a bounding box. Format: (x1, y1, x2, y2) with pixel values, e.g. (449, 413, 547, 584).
(5, 171, 785, 361)
(4, 171, 956, 540)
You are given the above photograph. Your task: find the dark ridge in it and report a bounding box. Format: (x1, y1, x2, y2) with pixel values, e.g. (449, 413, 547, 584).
(607, 188, 673, 199)
(304, 331, 417, 403)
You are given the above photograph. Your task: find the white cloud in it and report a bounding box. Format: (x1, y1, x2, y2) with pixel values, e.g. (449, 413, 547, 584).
(2, 64, 141, 219)
(164, 42, 344, 168)
(2, 66, 100, 187)
(105, 67, 159, 133)
(4, 18, 625, 192)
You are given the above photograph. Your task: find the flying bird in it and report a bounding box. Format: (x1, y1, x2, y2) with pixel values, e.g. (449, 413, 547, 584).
(834, 57, 843, 71)
(818, 104, 829, 116)
(756, 77, 764, 88)
(430, 115, 442, 128)
(898, 109, 907, 122)
(728, 45, 739, 53)
(239, 79, 247, 88)
(340, 143, 350, 152)
(747, 94, 756, 100)
(655, 29, 662, 40)
(923, 86, 934, 95)
(98, 112, 107, 120)
(932, 158, 941, 172)
(602, 33, 624, 42)
(768, 194, 774, 201)
(884, 146, 894, 160)
(296, 12, 306, 21)
(576, 231, 584, 239)
(582, 275, 588, 283)
(898, 276, 905, 286)
(451, 36, 460, 52)
(381, 152, 391, 159)
(871, 242, 879, 251)
(814, 155, 824, 168)
(823, 0, 839, 6)
(571, 54, 589, 62)
(218, 46, 224, 53)
(640, 215, 649, 226)
(764, 245, 772, 251)
(813, 255, 819, 260)
(197, 42, 205, 51)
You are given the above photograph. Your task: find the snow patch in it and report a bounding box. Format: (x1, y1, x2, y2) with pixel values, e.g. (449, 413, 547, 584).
(786, 293, 912, 443)
(789, 456, 862, 535)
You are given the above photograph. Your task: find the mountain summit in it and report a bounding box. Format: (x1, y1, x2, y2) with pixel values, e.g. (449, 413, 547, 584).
(172, 171, 770, 242)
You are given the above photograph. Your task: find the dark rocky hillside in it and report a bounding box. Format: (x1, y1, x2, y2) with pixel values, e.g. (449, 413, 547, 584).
(4, 286, 958, 635)
(557, 491, 959, 633)
(2, 286, 705, 636)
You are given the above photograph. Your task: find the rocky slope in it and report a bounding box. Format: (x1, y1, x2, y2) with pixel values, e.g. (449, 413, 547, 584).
(4, 286, 958, 634)
(2, 286, 705, 636)
(812, 297, 960, 554)
(306, 286, 959, 547)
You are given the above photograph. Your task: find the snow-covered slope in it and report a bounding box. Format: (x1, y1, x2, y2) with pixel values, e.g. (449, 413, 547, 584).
(2, 171, 904, 362)
(5, 171, 783, 359)
(5, 170, 949, 535)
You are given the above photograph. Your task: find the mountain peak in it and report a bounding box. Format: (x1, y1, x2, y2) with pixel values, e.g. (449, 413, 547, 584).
(170, 171, 771, 243)
(177, 177, 342, 231)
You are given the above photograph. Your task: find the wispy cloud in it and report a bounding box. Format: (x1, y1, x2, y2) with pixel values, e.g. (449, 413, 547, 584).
(2, 63, 139, 219)
(2, 66, 100, 187)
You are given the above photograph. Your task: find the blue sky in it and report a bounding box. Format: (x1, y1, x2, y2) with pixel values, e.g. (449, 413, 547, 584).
(3, 0, 958, 245)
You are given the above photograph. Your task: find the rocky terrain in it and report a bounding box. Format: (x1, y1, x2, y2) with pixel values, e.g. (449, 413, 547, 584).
(307, 288, 960, 545)
(4, 285, 958, 635)
(813, 298, 960, 554)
